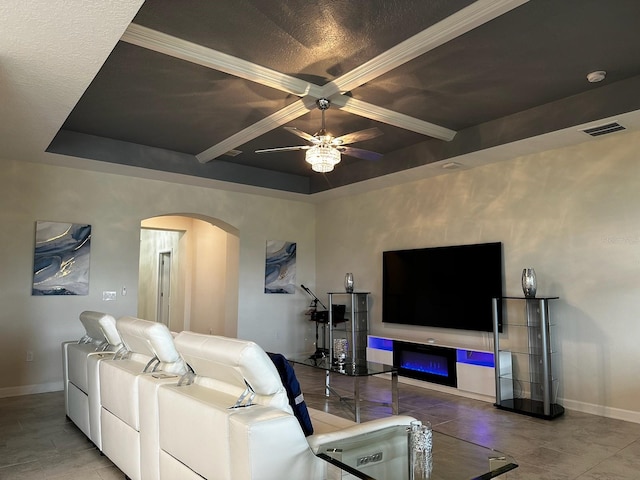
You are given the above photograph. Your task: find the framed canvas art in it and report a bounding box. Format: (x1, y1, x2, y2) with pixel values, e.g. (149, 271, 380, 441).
(264, 240, 296, 294)
(32, 221, 91, 295)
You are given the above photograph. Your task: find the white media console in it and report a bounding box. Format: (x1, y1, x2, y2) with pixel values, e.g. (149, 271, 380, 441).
(366, 336, 510, 402)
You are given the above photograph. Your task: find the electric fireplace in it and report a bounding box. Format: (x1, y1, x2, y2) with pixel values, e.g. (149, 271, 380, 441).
(393, 341, 457, 387)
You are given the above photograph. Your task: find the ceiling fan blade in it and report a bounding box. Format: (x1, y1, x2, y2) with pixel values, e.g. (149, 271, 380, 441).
(337, 146, 383, 161)
(255, 145, 310, 154)
(284, 127, 318, 143)
(333, 127, 383, 146)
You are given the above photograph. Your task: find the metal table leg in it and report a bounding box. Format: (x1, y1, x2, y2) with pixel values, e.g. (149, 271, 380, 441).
(354, 376, 361, 423)
(325, 369, 330, 397)
(391, 370, 398, 415)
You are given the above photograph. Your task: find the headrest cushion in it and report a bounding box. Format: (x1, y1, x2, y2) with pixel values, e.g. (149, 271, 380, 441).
(79, 311, 118, 344)
(174, 332, 282, 396)
(116, 316, 181, 363)
(98, 315, 122, 346)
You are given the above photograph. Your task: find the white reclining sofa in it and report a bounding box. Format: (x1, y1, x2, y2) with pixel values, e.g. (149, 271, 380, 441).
(64, 317, 416, 479)
(156, 331, 416, 480)
(61, 310, 122, 448)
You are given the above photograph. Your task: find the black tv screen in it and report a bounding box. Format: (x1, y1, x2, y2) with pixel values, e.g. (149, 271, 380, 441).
(382, 242, 503, 332)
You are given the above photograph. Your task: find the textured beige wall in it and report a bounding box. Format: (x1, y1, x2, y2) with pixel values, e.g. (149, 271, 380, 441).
(316, 130, 640, 420)
(189, 219, 230, 335)
(0, 159, 316, 393)
(3, 130, 639, 421)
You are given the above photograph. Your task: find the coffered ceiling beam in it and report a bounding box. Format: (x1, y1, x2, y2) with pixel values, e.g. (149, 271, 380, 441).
(324, 0, 529, 96)
(123, 0, 528, 161)
(196, 97, 317, 163)
(329, 95, 456, 141)
(122, 24, 323, 98)
(192, 0, 526, 156)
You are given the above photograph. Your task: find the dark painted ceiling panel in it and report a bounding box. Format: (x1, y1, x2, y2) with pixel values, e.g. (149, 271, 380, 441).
(62, 43, 294, 154)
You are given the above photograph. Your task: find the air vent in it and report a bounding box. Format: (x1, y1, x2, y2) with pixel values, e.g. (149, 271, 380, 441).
(581, 122, 626, 137)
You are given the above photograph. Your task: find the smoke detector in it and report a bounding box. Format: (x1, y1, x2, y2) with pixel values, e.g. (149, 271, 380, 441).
(586, 71, 606, 83)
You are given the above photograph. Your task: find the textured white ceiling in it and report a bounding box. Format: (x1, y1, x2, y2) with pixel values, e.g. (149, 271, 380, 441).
(0, 1, 143, 160)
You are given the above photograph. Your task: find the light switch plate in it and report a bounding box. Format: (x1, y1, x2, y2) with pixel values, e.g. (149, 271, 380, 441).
(102, 291, 117, 301)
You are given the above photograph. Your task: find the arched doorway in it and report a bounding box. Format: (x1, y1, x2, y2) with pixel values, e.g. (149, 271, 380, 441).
(138, 214, 239, 336)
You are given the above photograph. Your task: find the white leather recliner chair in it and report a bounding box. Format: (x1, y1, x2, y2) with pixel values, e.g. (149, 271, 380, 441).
(61, 310, 122, 446)
(99, 316, 187, 480)
(156, 331, 416, 480)
(157, 331, 320, 479)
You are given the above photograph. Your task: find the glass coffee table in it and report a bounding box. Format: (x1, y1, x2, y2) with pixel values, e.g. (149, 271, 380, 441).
(289, 356, 398, 423)
(315, 424, 517, 479)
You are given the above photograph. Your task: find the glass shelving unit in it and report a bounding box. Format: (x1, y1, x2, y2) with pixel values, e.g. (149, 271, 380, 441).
(328, 292, 370, 365)
(492, 296, 564, 419)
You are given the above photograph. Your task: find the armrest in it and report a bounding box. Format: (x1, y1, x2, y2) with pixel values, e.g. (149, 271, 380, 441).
(306, 415, 416, 453)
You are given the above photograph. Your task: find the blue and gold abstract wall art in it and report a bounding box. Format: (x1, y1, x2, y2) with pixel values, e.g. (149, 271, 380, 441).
(32, 221, 92, 295)
(264, 240, 296, 294)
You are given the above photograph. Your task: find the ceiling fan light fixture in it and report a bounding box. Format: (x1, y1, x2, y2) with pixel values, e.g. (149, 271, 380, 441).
(306, 144, 341, 173)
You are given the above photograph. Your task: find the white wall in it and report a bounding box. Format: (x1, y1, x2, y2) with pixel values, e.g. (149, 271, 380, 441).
(0, 158, 316, 395)
(190, 218, 233, 335)
(316, 130, 640, 422)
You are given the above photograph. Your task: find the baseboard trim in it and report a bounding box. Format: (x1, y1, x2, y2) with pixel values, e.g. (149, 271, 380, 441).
(560, 398, 640, 425)
(0, 381, 63, 398)
(379, 374, 640, 425)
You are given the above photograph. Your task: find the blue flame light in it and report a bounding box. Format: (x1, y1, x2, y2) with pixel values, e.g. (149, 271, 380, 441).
(400, 352, 449, 377)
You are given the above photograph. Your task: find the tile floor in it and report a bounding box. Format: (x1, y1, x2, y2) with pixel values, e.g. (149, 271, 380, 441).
(295, 366, 640, 480)
(1, 367, 639, 479)
(0, 392, 121, 479)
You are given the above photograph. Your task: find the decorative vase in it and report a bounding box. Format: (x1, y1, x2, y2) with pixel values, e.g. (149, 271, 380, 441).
(408, 420, 433, 480)
(333, 338, 348, 365)
(522, 268, 537, 298)
(344, 273, 354, 293)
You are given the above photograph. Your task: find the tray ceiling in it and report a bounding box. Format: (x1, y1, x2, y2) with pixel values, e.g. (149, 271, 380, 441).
(47, 0, 640, 194)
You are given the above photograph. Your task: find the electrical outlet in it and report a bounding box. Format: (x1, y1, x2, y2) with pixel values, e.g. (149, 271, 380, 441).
(102, 291, 117, 301)
(26, 351, 34, 362)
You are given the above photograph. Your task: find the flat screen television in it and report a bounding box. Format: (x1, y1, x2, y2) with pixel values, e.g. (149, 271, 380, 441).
(382, 242, 503, 332)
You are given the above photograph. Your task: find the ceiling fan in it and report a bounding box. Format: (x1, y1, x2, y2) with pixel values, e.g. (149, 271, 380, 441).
(255, 98, 383, 173)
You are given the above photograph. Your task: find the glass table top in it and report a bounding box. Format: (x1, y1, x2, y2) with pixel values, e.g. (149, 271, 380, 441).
(289, 355, 396, 377)
(315, 424, 517, 480)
